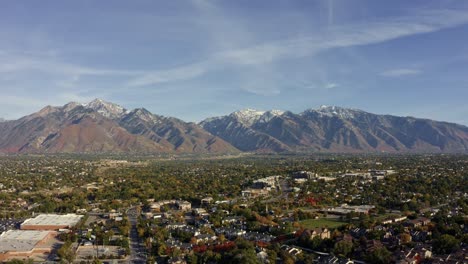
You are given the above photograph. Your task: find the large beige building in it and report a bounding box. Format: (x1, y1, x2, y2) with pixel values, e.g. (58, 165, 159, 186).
(0, 230, 55, 261)
(20, 214, 83, 230)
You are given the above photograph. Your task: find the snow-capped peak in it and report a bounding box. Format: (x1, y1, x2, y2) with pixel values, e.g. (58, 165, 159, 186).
(62, 102, 82, 112)
(303, 105, 363, 119)
(130, 108, 160, 123)
(230, 108, 286, 126)
(258, 110, 285, 123)
(232, 109, 266, 126)
(268, 109, 285, 116)
(84, 98, 128, 119)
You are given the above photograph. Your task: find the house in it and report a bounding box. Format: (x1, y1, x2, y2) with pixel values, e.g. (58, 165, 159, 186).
(316, 255, 354, 264)
(292, 171, 315, 180)
(382, 215, 407, 225)
(192, 208, 207, 216)
(306, 228, 330, 240)
(350, 227, 368, 239)
(166, 223, 187, 230)
(365, 240, 383, 253)
(314, 228, 330, 239)
(244, 232, 275, 243)
(406, 217, 431, 228)
(411, 231, 431, 242)
(201, 197, 213, 205)
(287, 247, 302, 257)
(194, 233, 217, 243)
(396, 247, 432, 264)
(215, 227, 246, 239)
(336, 234, 353, 243)
(222, 216, 243, 225)
(176, 201, 192, 211)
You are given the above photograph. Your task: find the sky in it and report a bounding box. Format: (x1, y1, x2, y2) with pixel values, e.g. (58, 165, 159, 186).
(1, 0, 468, 125)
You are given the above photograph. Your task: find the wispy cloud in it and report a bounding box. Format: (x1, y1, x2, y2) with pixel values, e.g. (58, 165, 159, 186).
(380, 68, 422, 77)
(0, 95, 46, 108)
(127, 8, 468, 87)
(126, 62, 209, 87)
(0, 52, 141, 77)
(0, 92, 104, 119)
(325, 82, 339, 89)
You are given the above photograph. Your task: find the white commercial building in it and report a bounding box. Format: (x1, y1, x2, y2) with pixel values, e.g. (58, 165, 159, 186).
(0, 230, 54, 261)
(21, 214, 83, 230)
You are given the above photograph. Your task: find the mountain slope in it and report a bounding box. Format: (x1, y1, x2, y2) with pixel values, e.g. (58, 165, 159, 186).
(0, 104, 166, 153)
(0, 100, 238, 154)
(1, 101, 467, 154)
(119, 108, 238, 153)
(201, 106, 468, 153)
(200, 110, 291, 152)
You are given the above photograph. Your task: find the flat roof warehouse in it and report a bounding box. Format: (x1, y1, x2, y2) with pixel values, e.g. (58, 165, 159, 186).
(20, 214, 83, 230)
(0, 230, 51, 253)
(0, 214, 83, 261)
(0, 230, 56, 261)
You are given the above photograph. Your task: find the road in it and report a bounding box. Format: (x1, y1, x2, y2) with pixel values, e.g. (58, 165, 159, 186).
(127, 207, 147, 264)
(261, 177, 292, 204)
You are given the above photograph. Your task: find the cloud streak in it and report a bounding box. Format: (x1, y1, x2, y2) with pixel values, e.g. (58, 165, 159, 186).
(380, 68, 422, 77)
(325, 83, 339, 89)
(126, 8, 468, 87)
(0, 52, 141, 78)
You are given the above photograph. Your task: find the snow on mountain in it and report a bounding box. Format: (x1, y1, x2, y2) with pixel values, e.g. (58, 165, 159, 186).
(84, 98, 128, 119)
(258, 110, 285, 123)
(128, 108, 161, 124)
(231, 109, 266, 126)
(231, 109, 286, 126)
(62, 102, 82, 112)
(202, 108, 286, 127)
(302, 105, 364, 119)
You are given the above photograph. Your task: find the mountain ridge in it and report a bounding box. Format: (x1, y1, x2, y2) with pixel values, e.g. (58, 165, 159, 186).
(0, 99, 467, 154)
(201, 105, 468, 153)
(0, 99, 237, 154)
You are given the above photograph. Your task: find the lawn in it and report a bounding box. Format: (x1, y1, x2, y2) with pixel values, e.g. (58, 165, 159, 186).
(300, 218, 346, 229)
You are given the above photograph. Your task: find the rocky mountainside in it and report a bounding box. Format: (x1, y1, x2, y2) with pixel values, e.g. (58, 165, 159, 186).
(0, 99, 237, 154)
(119, 107, 237, 153)
(1, 101, 467, 154)
(201, 106, 468, 153)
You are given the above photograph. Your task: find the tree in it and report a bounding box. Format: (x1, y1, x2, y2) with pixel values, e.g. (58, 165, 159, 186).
(227, 239, 261, 264)
(57, 242, 76, 263)
(400, 233, 412, 244)
(366, 247, 392, 264)
(309, 236, 322, 250)
(333, 240, 353, 257)
(218, 234, 226, 243)
(433, 234, 460, 254)
(187, 253, 198, 264)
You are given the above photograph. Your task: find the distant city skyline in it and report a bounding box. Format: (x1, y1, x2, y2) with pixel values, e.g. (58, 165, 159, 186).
(1, 0, 468, 125)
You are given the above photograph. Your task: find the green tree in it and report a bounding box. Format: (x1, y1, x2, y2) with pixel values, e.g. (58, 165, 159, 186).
(433, 234, 460, 254)
(333, 240, 353, 257)
(57, 242, 76, 263)
(366, 247, 392, 264)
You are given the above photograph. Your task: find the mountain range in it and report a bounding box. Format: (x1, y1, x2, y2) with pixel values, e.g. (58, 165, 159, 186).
(0, 99, 467, 154)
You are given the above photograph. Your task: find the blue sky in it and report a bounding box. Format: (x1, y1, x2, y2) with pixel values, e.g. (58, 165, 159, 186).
(1, 0, 468, 125)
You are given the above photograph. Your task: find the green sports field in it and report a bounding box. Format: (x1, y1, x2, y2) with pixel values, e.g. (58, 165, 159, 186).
(300, 218, 346, 229)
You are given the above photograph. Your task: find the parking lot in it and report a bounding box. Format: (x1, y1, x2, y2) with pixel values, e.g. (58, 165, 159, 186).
(0, 218, 23, 232)
(76, 245, 124, 260)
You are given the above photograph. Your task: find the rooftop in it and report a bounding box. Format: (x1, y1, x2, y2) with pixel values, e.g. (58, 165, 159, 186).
(21, 214, 83, 228)
(0, 230, 51, 253)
